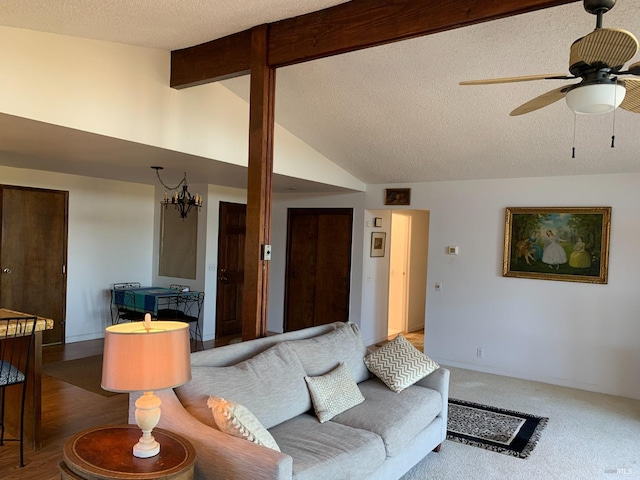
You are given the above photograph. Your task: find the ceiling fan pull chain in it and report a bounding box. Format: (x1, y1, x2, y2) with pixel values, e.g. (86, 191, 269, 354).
(572, 113, 577, 159)
(611, 88, 618, 148)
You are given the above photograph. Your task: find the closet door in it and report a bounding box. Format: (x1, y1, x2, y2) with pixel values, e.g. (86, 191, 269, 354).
(215, 202, 246, 339)
(0, 185, 68, 345)
(284, 208, 352, 332)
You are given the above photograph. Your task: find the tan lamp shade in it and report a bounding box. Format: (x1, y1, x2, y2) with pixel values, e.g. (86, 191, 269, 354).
(101, 321, 192, 393)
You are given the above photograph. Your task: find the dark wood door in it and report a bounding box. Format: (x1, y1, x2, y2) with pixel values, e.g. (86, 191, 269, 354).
(284, 208, 353, 332)
(215, 202, 246, 338)
(0, 185, 68, 345)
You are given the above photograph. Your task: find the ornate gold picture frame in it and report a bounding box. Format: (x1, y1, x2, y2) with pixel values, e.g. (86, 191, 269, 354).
(503, 207, 611, 284)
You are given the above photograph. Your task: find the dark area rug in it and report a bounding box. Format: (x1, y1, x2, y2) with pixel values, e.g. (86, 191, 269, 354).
(447, 398, 548, 458)
(43, 355, 119, 397)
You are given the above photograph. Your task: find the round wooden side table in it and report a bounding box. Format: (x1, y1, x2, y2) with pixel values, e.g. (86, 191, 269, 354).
(60, 425, 196, 480)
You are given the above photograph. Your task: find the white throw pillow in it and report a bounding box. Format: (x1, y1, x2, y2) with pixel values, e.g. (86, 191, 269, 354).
(304, 362, 365, 423)
(207, 396, 281, 451)
(364, 334, 439, 393)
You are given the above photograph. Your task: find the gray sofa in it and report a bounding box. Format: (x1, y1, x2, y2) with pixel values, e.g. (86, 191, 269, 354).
(128, 322, 449, 480)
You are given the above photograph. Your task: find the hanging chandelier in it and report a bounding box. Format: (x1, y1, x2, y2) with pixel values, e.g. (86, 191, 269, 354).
(151, 166, 202, 219)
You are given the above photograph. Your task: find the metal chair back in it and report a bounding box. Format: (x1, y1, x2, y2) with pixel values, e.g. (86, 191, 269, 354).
(110, 282, 144, 324)
(0, 315, 38, 467)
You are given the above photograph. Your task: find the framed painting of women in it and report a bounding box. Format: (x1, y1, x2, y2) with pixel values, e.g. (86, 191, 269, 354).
(503, 207, 611, 284)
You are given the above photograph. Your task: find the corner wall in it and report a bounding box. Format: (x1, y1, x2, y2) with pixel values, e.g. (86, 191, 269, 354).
(365, 173, 640, 400)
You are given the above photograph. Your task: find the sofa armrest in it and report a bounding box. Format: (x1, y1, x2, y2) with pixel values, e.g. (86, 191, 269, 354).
(415, 367, 450, 441)
(129, 390, 293, 480)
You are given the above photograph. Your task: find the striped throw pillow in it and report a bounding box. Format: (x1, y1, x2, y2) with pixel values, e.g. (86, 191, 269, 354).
(364, 334, 439, 393)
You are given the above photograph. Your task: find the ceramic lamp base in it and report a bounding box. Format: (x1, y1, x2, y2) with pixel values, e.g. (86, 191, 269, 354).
(133, 391, 162, 458)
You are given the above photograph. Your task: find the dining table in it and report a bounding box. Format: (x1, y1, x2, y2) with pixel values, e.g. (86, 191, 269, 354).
(111, 286, 201, 317)
(0, 308, 54, 450)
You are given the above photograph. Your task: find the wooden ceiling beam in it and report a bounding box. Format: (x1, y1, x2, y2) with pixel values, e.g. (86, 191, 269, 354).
(170, 0, 577, 88)
(171, 30, 251, 89)
(268, 0, 579, 68)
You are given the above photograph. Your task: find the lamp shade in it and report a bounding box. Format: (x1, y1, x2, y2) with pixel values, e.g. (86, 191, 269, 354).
(565, 83, 626, 114)
(101, 321, 191, 393)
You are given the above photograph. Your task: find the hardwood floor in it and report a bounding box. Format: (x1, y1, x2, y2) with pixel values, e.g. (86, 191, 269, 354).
(0, 339, 128, 480)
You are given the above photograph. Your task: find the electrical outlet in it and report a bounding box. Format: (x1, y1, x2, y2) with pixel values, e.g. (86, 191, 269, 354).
(477, 347, 484, 358)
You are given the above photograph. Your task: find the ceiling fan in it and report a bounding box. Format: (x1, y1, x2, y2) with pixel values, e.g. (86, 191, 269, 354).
(461, 0, 640, 116)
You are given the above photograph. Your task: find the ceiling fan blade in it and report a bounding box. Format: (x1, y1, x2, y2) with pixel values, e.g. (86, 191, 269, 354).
(619, 78, 640, 113)
(510, 85, 572, 116)
(460, 74, 570, 85)
(629, 61, 640, 71)
(573, 28, 639, 68)
(618, 61, 640, 76)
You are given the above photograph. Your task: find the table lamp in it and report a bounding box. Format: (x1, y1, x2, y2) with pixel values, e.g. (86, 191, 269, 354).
(101, 314, 191, 458)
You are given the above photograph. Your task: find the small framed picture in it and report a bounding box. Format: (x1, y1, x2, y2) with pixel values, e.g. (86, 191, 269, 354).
(370, 232, 386, 257)
(384, 188, 411, 206)
(374, 217, 382, 228)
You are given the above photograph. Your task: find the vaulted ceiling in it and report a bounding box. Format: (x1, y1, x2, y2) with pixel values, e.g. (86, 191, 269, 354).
(3, 0, 640, 189)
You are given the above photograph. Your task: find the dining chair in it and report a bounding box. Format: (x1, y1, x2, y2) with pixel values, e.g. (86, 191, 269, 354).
(169, 284, 190, 292)
(157, 291, 205, 351)
(182, 291, 205, 351)
(0, 315, 38, 467)
(111, 282, 144, 324)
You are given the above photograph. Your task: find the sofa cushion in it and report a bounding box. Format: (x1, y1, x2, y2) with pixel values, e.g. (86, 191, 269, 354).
(269, 413, 386, 480)
(305, 363, 364, 423)
(364, 334, 439, 393)
(175, 342, 311, 429)
(207, 396, 281, 451)
(331, 378, 442, 457)
(286, 322, 370, 383)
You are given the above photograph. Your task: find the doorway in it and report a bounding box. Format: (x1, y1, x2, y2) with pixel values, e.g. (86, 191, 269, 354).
(215, 202, 246, 339)
(386, 210, 429, 339)
(284, 208, 353, 332)
(0, 185, 68, 345)
(388, 212, 411, 337)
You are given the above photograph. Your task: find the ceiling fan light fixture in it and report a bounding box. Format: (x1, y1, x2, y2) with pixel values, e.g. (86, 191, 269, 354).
(565, 83, 626, 114)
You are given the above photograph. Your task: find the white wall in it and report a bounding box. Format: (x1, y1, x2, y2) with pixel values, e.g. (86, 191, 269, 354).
(0, 26, 364, 192)
(269, 192, 366, 333)
(361, 209, 393, 345)
(0, 165, 154, 342)
(365, 173, 640, 400)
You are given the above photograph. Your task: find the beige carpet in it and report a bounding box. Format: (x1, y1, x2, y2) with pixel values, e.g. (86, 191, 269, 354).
(400, 366, 640, 480)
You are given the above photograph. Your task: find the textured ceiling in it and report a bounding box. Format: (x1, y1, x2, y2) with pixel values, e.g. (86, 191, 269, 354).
(2, 0, 640, 189)
(1, 0, 347, 50)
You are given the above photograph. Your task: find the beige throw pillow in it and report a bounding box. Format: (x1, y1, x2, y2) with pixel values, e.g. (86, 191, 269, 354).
(207, 396, 281, 451)
(304, 362, 365, 423)
(364, 334, 439, 393)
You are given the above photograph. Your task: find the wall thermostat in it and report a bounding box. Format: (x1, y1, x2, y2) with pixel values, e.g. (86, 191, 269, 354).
(447, 246, 459, 255)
